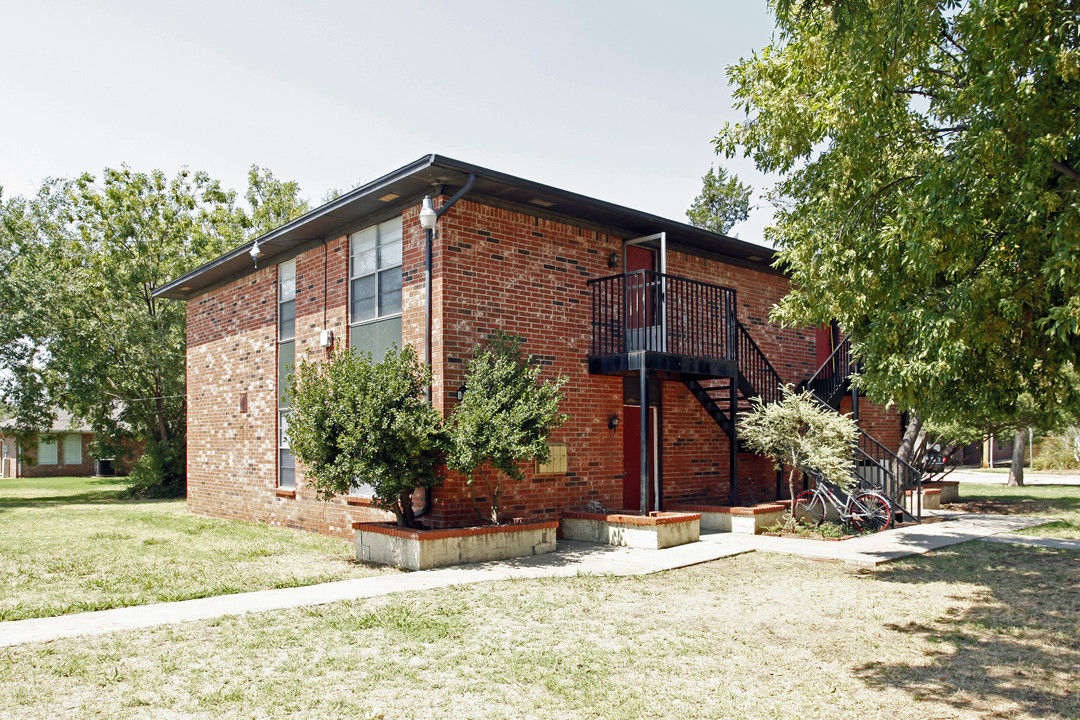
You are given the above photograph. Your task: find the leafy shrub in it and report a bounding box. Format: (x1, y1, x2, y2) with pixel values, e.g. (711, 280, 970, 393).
(739, 384, 857, 530)
(446, 333, 567, 525)
(286, 345, 445, 528)
(1033, 428, 1080, 470)
(124, 442, 184, 498)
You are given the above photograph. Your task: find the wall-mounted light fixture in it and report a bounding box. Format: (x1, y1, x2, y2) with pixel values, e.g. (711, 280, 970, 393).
(419, 196, 437, 231)
(607, 251, 619, 270)
(456, 383, 468, 401)
(608, 413, 619, 433)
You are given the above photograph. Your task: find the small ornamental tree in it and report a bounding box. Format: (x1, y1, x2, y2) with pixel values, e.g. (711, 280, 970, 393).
(286, 345, 445, 528)
(739, 384, 858, 529)
(447, 333, 568, 525)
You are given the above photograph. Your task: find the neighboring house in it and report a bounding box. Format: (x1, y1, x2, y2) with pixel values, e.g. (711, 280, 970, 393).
(0, 410, 125, 478)
(154, 155, 908, 538)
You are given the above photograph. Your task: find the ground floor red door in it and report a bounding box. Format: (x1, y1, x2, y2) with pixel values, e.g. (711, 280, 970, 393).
(622, 405, 657, 512)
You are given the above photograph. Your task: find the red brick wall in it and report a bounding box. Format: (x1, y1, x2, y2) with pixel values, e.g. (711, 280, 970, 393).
(837, 395, 904, 451)
(186, 258, 392, 539)
(423, 199, 626, 526)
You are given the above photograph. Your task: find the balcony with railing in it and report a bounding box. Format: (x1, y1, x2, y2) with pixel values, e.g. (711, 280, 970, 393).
(587, 270, 739, 378)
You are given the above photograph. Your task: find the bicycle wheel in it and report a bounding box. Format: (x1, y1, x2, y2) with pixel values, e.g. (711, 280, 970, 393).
(851, 492, 892, 533)
(793, 491, 825, 527)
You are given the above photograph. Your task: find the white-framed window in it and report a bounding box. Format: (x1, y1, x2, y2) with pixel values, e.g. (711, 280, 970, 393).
(279, 409, 295, 490)
(278, 258, 297, 490)
(349, 218, 402, 360)
(38, 436, 58, 465)
(63, 434, 82, 465)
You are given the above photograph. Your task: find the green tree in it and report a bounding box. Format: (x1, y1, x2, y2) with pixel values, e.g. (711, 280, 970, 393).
(244, 165, 311, 237)
(447, 333, 567, 525)
(0, 166, 309, 494)
(718, 0, 1080, 435)
(685, 165, 753, 236)
(286, 345, 445, 528)
(739, 384, 858, 528)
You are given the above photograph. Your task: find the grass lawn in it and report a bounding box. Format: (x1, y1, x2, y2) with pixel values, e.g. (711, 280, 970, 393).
(1, 542, 1076, 719)
(0, 476, 399, 621)
(948, 483, 1080, 539)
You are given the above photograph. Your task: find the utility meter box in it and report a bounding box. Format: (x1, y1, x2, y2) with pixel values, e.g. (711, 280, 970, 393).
(535, 442, 568, 475)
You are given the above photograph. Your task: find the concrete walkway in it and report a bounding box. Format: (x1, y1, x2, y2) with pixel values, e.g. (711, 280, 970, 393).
(0, 511, 1065, 648)
(948, 469, 1080, 485)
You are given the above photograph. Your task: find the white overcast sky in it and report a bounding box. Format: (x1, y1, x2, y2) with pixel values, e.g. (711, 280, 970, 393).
(0, 0, 779, 244)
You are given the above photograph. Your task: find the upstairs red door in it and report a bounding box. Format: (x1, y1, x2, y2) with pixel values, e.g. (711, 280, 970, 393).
(625, 245, 657, 330)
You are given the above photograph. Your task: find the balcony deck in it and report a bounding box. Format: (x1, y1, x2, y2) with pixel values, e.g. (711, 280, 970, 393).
(587, 270, 739, 379)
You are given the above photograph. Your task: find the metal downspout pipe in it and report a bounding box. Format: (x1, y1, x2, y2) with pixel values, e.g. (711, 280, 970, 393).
(424, 173, 475, 381)
(417, 173, 475, 518)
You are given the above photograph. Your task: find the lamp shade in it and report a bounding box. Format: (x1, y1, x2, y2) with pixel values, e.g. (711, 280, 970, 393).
(419, 196, 437, 230)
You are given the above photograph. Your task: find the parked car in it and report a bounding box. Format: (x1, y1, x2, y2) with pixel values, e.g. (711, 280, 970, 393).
(924, 449, 948, 473)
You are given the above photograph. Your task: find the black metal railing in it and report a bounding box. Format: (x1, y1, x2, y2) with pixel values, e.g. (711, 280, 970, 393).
(588, 270, 737, 361)
(853, 426, 922, 519)
(735, 320, 784, 406)
(805, 335, 854, 406)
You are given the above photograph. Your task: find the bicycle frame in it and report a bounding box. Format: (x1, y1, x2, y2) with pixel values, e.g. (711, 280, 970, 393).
(795, 479, 894, 533)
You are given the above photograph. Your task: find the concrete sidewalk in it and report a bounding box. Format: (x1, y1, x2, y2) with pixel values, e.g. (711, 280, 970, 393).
(948, 469, 1080, 485)
(0, 511, 1063, 648)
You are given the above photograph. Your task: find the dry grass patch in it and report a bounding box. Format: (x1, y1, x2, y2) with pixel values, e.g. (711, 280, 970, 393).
(0, 476, 399, 620)
(1, 542, 1076, 719)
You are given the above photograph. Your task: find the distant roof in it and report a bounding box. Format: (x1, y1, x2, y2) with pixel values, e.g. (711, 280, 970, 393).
(0, 409, 92, 434)
(154, 154, 779, 301)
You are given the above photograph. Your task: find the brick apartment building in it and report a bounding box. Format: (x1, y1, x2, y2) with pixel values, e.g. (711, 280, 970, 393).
(155, 155, 904, 538)
(0, 410, 133, 478)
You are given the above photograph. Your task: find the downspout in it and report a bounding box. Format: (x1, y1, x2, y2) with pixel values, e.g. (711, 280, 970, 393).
(417, 173, 475, 518)
(424, 173, 475, 390)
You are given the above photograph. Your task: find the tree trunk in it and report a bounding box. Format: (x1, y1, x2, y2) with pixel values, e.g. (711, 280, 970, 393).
(1008, 429, 1026, 487)
(785, 466, 800, 531)
(896, 412, 922, 465)
(395, 489, 416, 527)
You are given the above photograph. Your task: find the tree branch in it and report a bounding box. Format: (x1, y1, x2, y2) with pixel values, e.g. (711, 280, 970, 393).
(896, 88, 943, 101)
(1052, 160, 1080, 183)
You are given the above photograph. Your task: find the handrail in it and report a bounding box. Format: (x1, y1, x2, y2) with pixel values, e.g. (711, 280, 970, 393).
(588, 270, 737, 361)
(852, 427, 922, 518)
(735, 320, 783, 406)
(805, 335, 853, 405)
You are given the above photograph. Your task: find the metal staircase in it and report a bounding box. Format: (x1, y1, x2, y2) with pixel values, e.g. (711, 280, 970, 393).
(685, 323, 922, 522)
(800, 337, 922, 522)
(683, 320, 784, 473)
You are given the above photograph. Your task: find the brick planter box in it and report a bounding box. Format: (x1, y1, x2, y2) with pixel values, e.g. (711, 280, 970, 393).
(920, 480, 959, 504)
(906, 486, 944, 510)
(560, 510, 700, 549)
(354, 520, 559, 571)
(668, 501, 787, 534)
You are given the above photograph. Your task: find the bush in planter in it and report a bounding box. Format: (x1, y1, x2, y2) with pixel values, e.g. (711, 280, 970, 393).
(286, 344, 445, 528)
(739, 384, 857, 531)
(447, 333, 567, 525)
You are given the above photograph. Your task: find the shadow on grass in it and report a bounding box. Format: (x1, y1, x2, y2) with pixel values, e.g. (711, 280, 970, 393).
(0, 477, 179, 509)
(856, 541, 1080, 718)
(948, 494, 1080, 518)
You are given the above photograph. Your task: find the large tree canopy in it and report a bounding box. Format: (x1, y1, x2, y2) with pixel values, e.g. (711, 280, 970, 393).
(718, 0, 1080, 431)
(0, 165, 309, 493)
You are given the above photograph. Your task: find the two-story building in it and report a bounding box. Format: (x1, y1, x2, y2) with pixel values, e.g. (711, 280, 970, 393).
(154, 155, 906, 537)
